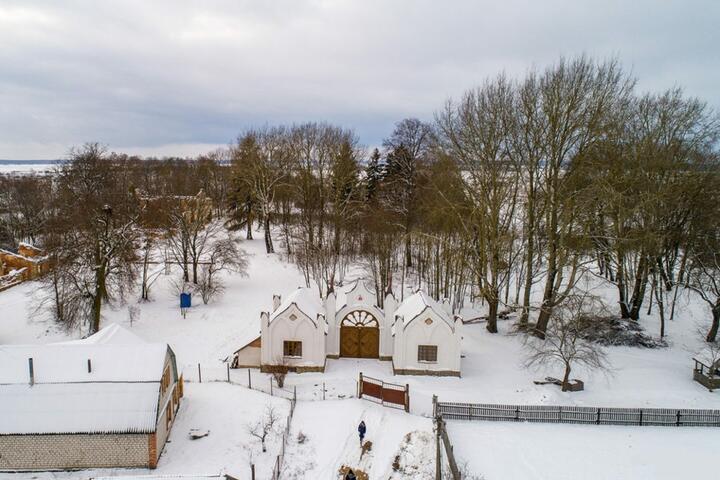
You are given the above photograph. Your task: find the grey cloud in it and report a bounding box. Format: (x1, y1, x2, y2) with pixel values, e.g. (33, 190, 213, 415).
(0, 0, 718, 158)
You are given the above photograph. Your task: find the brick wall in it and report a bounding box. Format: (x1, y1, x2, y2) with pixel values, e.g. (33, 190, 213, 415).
(0, 433, 150, 470)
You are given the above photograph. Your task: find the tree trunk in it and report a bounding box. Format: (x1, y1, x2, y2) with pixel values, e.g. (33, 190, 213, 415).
(264, 215, 274, 254)
(616, 250, 631, 318)
(707, 301, 720, 343)
(486, 295, 499, 333)
(561, 363, 572, 392)
(91, 266, 106, 335)
(520, 194, 535, 326)
(629, 255, 648, 320)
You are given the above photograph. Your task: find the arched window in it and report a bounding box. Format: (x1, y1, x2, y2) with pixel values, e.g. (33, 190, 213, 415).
(341, 310, 379, 327)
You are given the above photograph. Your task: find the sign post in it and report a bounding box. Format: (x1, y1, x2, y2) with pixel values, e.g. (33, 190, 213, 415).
(180, 292, 191, 318)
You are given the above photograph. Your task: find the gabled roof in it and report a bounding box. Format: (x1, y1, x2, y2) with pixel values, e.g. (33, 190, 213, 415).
(270, 287, 324, 323)
(394, 291, 453, 327)
(0, 324, 170, 435)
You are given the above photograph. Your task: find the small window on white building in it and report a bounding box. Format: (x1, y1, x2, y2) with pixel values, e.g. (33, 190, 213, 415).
(418, 345, 438, 363)
(283, 340, 302, 358)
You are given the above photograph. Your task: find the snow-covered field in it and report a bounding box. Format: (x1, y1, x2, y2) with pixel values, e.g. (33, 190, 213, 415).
(0, 161, 57, 175)
(1, 234, 719, 479)
(449, 420, 718, 480)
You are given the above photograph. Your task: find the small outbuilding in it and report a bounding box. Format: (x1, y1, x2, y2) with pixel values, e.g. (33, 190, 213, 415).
(0, 324, 182, 471)
(391, 291, 462, 376)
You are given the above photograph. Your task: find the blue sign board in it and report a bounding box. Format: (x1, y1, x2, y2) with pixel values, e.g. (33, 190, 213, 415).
(180, 293, 191, 309)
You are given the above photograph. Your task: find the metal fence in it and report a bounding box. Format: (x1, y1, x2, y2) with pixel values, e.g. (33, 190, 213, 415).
(182, 363, 356, 402)
(434, 400, 720, 427)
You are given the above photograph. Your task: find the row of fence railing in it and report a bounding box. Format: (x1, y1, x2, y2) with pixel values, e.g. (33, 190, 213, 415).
(434, 399, 720, 427)
(181, 363, 358, 402)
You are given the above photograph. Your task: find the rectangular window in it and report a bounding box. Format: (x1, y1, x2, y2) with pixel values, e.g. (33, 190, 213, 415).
(165, 402, 173, 430)
(161, 366, 171, 396)
(418, 345, 438, 363)
(283, 340, 302, 358)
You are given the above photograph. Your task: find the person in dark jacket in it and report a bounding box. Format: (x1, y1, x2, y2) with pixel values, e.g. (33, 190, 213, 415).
(345, 468, 357, 480)
(358, 420, 366, 446)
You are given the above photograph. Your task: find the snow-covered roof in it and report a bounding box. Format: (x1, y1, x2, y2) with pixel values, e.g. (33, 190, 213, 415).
(62, 322, 148, 345)
(270, 287, 324, 323)
(0, 324, 170, 435)
(394, 291, 452, 327)
(0, 343, 168, 384)
(0, 383, 160, 434)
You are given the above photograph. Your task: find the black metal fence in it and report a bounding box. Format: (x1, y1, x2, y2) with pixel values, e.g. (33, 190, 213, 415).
(435, 400, 720, 427)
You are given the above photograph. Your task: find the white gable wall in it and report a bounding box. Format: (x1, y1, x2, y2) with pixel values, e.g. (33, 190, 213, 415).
(393, 306, 461, 375)
(261, 303, 325, 369)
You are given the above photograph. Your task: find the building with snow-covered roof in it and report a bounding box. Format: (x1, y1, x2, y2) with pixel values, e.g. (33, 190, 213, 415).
(234, 281, 462, 376)
(0, 324, 182, 471)
(391, 291, 462, 376)
(259, 287, 328, 372)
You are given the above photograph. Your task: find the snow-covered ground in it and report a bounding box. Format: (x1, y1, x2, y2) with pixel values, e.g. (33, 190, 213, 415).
(284, 399, 433, 479)
(1, 233, 719, 479)
(448, 420, 718, 480)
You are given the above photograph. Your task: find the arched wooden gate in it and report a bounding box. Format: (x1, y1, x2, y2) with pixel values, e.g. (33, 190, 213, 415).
(340, 310, 379, 358)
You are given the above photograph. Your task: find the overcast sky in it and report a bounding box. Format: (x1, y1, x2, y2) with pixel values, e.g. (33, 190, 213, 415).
(1, 0, 718, 159)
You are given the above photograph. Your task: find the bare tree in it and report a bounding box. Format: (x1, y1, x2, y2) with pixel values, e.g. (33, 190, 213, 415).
(436, 75, 519, 333)
(197, 237, 248, 304)
(686, 236, 720, 342)
(532, 57, 634, 338)
(247, 405, 280, 453)
(523, 292, 611, 391)
(41, 144, 141, 334)
(231, 127, 291, 253)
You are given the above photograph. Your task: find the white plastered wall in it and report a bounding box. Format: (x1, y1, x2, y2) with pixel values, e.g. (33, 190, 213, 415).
(392, 307, 461, 373)
(261, 304, 326, 368)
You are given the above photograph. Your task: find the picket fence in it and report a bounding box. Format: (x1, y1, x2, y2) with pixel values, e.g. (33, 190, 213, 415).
(435, 400, 720, 427)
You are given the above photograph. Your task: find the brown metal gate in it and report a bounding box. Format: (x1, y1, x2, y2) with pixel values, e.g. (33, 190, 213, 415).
(340, 326, 379, 358)
(358, 372, 409, 412)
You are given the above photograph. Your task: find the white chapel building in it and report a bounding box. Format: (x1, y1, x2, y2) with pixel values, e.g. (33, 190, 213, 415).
(233, 281, 462, 376)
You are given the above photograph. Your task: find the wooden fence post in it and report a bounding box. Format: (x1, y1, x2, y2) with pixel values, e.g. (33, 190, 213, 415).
(248, 368, 252, 389)
(322, 382, 325, 400)
(270, 377, 273, 396)
(676, 410, 681, 426)
(405, 384, 410, 413)
(227, 363, 230, 383)
(198, 363, 202, 383)
(250, 463, 255, 480)
(358, 372, 363, 399)
(435, 417, 442, 480)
